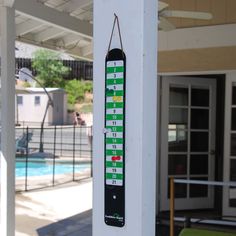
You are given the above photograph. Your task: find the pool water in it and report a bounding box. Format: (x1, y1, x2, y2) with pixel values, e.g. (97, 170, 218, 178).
(15, 161, 90, 177)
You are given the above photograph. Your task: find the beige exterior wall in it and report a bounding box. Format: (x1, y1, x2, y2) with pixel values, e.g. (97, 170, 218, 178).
(163, 0, 236, 28)
(159, 46, 236, 73)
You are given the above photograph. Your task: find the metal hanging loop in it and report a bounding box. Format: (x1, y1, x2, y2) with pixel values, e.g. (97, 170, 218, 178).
(106, 13, 125, 58)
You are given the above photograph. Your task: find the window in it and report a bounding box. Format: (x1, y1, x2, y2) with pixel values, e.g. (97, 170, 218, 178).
(17, 96, 23, 105)
(34, 96, 40, 106)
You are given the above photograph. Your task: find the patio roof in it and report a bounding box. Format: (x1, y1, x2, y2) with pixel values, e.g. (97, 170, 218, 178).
(14, 0, 93, 61)
(9, 0, 236, 62)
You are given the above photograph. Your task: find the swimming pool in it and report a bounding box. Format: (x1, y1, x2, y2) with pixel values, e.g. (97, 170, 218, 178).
(15, 160, 90, 177)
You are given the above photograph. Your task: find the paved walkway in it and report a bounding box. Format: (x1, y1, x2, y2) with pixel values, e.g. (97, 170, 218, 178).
(16, 179, 92, 236)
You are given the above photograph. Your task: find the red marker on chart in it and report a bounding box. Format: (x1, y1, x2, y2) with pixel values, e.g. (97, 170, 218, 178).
(112, 156, 121, 161)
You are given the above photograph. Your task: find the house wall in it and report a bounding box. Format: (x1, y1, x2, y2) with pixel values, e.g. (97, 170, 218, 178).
(158, 23, 236, 73)
(155, 15, 236, 215)
(159, 46, 236, 73)
(162, 0, 236, 29)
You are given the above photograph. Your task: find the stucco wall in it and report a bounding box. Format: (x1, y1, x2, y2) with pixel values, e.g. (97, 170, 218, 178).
(159, 46, 236, 73)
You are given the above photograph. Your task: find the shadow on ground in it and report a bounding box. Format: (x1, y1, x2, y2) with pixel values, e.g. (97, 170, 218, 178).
(37, 209, 92, 236)
(37, 209, 183, 236)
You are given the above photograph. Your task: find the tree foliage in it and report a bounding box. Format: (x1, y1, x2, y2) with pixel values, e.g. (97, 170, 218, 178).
(32, 49, 93, 109)
(32, 49, 70, 88)
(65, 79, 93, 106)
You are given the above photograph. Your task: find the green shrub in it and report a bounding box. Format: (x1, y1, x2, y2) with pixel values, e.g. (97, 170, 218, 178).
(65, 79, 93, 106)
(84, 80, 93, 93)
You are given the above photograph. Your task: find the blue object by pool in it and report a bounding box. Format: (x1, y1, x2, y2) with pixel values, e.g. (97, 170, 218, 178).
(15, 161, 90, 177)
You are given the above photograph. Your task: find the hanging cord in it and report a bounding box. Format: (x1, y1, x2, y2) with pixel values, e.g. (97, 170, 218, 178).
(107, 13, 125, 58)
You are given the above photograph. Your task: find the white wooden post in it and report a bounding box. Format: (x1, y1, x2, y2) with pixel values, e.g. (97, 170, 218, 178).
(0, 5, 16, 236)
(93, 0, 158, 235)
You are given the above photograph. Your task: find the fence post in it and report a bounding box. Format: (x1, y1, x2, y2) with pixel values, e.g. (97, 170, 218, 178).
(25, 126, 29, 191)
(79, 126, 82, 179)
(170, 177, 175, 236)
(72, 125, 76, 181)
(80, 125, 82, 159)
(78, 126, 83, 178)
(61, 125, 62, 157)
(52, 126, 57, 186)
(90, 126, 93, 177)
(22, 122, 25, 134)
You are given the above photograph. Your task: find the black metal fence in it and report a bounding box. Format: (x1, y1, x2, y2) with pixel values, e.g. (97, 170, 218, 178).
(15, 125, 92, 191)
(16, 58, 93, 80)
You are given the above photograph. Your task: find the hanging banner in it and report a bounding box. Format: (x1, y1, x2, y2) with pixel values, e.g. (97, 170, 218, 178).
(104, 48, 126, 227)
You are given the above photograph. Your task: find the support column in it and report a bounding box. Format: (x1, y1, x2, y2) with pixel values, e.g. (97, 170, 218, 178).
(93, 0, 158, 235)
(0, 5, 16, 236)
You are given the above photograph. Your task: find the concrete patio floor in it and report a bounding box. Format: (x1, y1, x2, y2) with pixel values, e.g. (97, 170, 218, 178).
(13, 178, 236, 236)
(14, 178, 181, 236)
(15, 179, 92, 236)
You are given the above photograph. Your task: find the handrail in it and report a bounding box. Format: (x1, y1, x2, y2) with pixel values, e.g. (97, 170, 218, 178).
(174, 179, 236, 187)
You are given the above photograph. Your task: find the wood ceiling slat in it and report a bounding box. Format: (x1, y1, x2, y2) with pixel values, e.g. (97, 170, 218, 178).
(166, 0, 182, 28)
(211, 0, 227, 25)
(195, 0, 212, 27)
(226, 0, 236, 23)
(179, 0, 196, 28)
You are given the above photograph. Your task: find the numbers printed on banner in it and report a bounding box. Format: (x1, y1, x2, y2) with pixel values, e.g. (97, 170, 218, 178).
(105, 50, 126, 227)
(105, 60, 124, 187)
